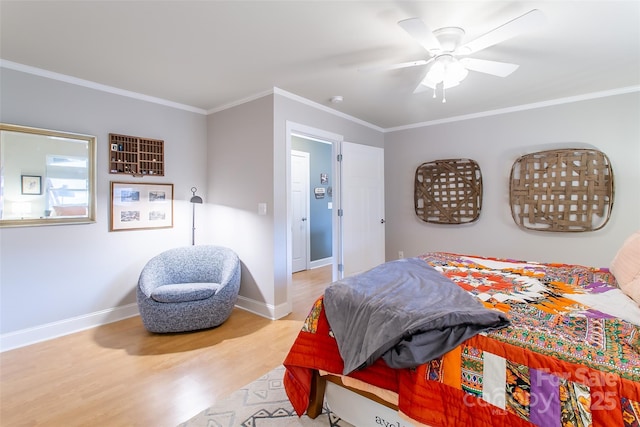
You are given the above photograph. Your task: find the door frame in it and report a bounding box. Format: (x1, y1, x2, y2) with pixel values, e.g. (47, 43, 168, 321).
(285, 121, 342, 311)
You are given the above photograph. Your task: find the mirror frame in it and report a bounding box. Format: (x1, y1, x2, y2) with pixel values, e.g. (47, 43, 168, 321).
(0, 123, 97, 228)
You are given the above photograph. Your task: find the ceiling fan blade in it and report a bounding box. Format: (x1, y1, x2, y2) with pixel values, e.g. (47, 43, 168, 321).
(359, 59, 429, 73)
(459, 9, 545, 55)
(398, 17, 442, 52)
(460, 58, 519, 77)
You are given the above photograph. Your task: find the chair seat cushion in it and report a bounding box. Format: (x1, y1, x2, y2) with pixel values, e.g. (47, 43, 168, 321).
(150, 282, 220, 303)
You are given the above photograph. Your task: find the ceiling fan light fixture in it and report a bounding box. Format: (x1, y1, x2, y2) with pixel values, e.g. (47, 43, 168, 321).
(396, 10, 544, 104)
(446, 58, 468, 82)
(421, 55, 469, 103)
(426, 60, 445, 83)
(424, 55, 469, 89)
(387, 9, 546, 102)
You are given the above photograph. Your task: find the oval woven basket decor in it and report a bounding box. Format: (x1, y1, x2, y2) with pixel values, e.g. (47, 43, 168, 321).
(509, 148, 614, 232)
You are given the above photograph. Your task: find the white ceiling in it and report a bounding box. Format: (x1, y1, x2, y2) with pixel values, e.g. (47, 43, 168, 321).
(1, 1, 639, 130)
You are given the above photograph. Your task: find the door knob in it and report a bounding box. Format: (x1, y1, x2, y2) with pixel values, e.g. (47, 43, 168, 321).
(380, 219, 385, 224)
(301, 217, 307, 221)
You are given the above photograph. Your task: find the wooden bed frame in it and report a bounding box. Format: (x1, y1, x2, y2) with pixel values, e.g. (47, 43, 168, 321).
(306, 370, 398, 419)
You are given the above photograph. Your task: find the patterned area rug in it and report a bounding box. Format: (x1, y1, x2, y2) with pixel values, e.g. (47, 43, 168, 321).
(178, 365, 354, 427)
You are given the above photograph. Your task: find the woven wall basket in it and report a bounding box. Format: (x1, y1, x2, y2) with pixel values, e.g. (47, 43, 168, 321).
(509, 148, 614, 232)
(415, 158, 483, 224)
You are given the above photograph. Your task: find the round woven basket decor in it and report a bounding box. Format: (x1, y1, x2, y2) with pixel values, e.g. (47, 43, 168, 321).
(414, 158, 483, 224)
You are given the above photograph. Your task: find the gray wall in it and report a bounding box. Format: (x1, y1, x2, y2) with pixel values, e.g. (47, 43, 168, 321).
(3, 65, 636, 347)
(292, 135, 333, 262)
(205, 96, 276, 313)
(0, 68, 207, 336)
(384, 92, 640, 267)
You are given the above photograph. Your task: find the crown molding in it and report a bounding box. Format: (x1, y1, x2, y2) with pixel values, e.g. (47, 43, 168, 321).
(206, 89, 274, 115)
(273, 87, 384, 133)
(386, 85, 640, 132)
(0, 59, 208, 115)
(3, 59, 637, 133)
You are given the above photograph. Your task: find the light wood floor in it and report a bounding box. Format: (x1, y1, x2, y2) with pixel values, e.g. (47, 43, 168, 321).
(0, 266, 332, 427)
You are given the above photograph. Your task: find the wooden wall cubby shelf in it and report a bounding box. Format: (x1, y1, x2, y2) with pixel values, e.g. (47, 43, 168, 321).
(109, 133, 164, 176)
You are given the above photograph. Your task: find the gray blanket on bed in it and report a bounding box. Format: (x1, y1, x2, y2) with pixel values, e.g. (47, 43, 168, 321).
(324, 257, 510, 375)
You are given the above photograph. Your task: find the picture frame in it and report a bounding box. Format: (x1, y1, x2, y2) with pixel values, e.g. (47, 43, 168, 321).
(21, 175, 42, 195)
(110, 181, 173, 231)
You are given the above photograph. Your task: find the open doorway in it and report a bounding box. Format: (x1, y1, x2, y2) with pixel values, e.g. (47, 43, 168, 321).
(291, 135, 334, 273)
(285, 122, 386, 317)
(285, 122, 342, 315)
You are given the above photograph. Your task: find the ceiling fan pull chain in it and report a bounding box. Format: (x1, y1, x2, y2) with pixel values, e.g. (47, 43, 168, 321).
(442, 85, 447, 103)
(432, 87, 437, 99)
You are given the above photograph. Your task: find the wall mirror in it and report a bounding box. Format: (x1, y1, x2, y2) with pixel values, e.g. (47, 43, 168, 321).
(0, 123, 97, 227)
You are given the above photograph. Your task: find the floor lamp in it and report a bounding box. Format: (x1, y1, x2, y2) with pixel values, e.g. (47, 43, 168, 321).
(190, 187, 203, 245)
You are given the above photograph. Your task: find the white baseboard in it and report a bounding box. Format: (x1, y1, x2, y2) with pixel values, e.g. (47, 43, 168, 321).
(235, 295, 291, 320)
(0, 303, 140, 353)
(310, 257, 333, 269)
(2, 297, 292, 352)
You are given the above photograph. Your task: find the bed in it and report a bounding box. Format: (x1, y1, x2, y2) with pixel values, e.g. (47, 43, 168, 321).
(283, 250, 640, 427)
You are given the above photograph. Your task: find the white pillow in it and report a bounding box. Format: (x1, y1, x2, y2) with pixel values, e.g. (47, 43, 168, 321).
(610, 230, 640, 305)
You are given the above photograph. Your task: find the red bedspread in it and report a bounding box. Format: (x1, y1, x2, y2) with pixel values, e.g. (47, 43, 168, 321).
(283, 253, 640, 427)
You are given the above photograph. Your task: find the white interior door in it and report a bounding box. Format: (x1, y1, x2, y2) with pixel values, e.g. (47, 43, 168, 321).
(340, 142, 385, 278)
(291, 150, 310, 273)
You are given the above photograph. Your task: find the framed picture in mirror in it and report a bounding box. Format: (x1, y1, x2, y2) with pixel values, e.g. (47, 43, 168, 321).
(21, 175, 42, 195)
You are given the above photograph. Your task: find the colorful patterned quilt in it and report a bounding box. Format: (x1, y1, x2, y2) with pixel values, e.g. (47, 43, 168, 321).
(284, 252, 640, 427)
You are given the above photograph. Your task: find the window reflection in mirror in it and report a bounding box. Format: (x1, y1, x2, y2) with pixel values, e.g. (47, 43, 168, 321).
(0, 123, 96, 227)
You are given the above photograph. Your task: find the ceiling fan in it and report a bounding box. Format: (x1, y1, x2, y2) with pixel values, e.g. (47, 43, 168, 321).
(368, 9, 546, 102)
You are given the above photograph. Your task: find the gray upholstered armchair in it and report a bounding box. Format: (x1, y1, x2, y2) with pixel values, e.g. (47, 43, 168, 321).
(137, 245, 241, 333)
